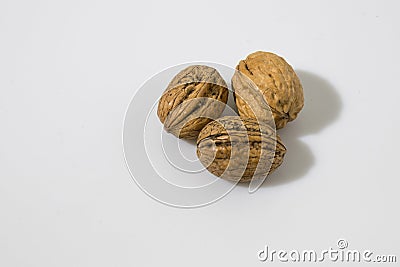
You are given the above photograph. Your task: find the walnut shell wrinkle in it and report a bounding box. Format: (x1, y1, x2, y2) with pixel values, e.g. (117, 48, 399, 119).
(232, 51, 304, 129)
(196, 116, 286, 183)
(157, 65, 229, 139)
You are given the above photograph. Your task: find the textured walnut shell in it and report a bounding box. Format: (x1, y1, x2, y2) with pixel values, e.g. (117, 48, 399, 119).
(157, 65, 229, 139)
(232, 51, 304, 129)
(196, 116, 286, 183)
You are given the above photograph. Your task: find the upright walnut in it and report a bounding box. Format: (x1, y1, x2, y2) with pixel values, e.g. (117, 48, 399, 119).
(196, 116, 286, 183)
(157, 65, 228, 139)
(232, 51, 304, 129)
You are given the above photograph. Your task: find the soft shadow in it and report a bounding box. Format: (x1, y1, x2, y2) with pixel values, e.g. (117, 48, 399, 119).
(179, 138, 197, 146)
(264, 135, 315, 186)
(261, 70, 342, 187)
(286, 70, 342, 137)
(221, 90, 239, 116)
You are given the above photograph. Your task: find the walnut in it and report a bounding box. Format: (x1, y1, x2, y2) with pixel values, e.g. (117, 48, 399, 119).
(232, 51, 304, 129)
(157, 65, 229, 139)
(196, 116, 286, 183)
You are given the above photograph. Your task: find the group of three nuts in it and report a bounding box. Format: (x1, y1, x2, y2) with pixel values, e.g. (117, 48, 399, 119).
(157, 51, 304, 183)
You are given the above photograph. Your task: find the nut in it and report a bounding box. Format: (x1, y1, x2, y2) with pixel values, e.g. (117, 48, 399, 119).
(196, 116, 286, 183)
(157, 65, 229, 139)
(232, 51, 304, 129)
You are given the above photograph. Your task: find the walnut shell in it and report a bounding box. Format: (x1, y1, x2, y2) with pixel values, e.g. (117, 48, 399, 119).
(232, 51, 304, 129)
(196, 116, 286, 183)
(157, 65, 229, 139)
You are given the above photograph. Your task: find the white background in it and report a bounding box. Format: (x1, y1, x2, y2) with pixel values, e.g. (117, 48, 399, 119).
(1, 0, 399, 266)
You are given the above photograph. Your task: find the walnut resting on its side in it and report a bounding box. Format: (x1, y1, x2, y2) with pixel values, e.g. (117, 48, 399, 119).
(157, 65, 229, 139)
(196, 116, 286, 183)
(232, 51, 304, 129)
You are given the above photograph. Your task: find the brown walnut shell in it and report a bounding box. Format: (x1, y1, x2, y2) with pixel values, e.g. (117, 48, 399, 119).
(232, 51, 304, 129)
(157, 65, 228, 139)
(196, 116, 286, 183)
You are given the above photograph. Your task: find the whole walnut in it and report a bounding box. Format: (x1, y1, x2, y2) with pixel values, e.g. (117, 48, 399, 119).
(157, 65, 229, 139)
(232, 51, 304, 129)
(196, 116, 286, 183)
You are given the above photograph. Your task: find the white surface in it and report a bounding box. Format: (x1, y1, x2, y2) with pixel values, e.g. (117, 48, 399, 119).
(1, 0, 399, 266)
